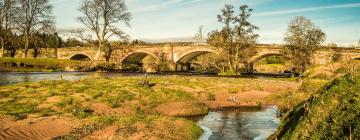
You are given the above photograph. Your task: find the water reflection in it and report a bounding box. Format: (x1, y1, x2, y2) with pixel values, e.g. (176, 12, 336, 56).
(198, 106, 279, 140)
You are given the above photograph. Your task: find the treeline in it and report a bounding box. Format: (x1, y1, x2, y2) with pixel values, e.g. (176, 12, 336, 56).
(0, 0, 136, 59)
(0, 0, 59, 58)
(194, 5, 327, 75)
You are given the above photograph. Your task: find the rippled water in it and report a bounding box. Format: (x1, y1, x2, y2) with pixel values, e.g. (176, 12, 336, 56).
(197, 106, 279, 140)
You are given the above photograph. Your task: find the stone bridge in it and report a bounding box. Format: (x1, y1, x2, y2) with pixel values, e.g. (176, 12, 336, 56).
(56, 44, 360, 71)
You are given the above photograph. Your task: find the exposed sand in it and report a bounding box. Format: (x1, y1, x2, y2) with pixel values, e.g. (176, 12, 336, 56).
(0, 116, 79, 140)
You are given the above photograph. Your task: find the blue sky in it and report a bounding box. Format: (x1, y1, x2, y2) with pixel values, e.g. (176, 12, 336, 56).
(51, 0, 360, 45)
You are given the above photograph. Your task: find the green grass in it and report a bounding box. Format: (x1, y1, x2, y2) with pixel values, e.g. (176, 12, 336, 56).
(270, 67, 360, 139)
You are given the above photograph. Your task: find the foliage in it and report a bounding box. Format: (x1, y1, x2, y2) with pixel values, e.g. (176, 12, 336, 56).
(284, 16, 326, 75)
(331, 50, 343, 62)
(207, 4, 259, 74)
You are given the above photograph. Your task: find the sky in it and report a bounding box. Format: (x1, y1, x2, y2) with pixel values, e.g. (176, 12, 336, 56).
(51, 0, 360, 46)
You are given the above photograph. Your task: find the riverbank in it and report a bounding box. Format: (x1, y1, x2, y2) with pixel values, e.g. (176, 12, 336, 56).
(0, 76, 299, 139)
(0, 57, 117, 72)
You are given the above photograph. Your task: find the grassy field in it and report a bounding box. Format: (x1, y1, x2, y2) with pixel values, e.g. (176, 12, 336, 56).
(0, 76, 298, 139)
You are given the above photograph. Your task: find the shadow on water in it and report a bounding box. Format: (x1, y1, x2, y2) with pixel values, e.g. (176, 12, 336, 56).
(189, 106, 280, 140)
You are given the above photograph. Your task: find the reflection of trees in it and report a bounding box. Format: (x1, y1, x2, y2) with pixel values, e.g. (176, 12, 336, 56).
(22, 74, 30, 82)
(219, 112, 228, 137)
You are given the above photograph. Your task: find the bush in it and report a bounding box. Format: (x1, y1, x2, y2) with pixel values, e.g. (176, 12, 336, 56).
(90, 62, 116, 71)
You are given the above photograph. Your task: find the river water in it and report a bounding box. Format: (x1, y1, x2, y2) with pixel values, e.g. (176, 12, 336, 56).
(197, 106, 279, 140)
(0, 72, 280, 140)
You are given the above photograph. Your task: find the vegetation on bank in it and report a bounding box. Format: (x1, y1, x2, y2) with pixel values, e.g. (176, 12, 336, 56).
(0, 57, 118, 72)
(269, 61, 360, 139)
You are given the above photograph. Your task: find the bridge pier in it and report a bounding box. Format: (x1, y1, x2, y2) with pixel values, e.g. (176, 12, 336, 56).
(175, 63, 191, 72)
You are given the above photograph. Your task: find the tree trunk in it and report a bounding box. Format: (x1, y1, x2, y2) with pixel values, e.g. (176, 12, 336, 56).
(1, 39, 4, 57)
(23, 33, 29, 58)
(54, 47, 58, 58)
(95, 42, 103, 61)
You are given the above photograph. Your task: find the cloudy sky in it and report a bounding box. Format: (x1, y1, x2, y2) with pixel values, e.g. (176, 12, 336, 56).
(51, 0, 360, 45)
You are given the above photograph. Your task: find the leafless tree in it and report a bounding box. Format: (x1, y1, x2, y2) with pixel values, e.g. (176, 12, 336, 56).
(0, 0, 17, 57)
(15, 0, 54, 58)
(77, 0, 131, 61)
(193, 25, 206, 44)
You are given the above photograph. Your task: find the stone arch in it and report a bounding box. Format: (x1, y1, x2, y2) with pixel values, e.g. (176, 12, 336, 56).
(69, 54, 93, 61)
(248, 53, 291, 73)
(175, 48, 218, 65)
(120, 51, 161, 72)
(120, 51, 160, 64)
(249, 53, 289, 64)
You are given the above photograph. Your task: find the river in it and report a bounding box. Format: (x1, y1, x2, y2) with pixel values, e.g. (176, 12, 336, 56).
(196, 106, 279, 140)
(0, 72, 280, 140)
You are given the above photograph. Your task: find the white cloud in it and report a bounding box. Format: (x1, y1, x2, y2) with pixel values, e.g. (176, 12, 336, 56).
(255, 3, 360, 16)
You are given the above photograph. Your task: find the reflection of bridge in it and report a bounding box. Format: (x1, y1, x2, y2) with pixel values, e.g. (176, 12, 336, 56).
(57, 44, 360, 71)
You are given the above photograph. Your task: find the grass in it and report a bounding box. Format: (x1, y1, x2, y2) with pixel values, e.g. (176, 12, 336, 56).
(0, 76, 298, 139)
(269, 61, 360, 140)
(0, 77, 214, 139)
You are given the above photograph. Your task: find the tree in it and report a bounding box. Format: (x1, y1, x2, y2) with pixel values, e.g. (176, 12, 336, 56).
(78, 0, 131, 61)
(208, 4, 259, 74)
(41, 32, 62, 58)
(16, 0, 54, 58)
(0, 0, 17, 57)
(233, 5, 259, 73)
(64, 38, 84, 47)
(284, 16, 326, 75)
(193, 25, 206, 43)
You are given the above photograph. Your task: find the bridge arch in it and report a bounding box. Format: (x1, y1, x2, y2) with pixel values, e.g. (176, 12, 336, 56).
(248, 52, 291, 73)
(120, 51, 160, 64)
(249, 53, 289, 64)
(69, 54, 93, 61)
(175, 48, 218, 65)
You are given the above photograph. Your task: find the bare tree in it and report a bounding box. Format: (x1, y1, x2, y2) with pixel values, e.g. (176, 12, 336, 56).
(15, 0, 54, 58)
(193, 25, 206, 44)
(78, 0, 131, 61)
(284, 16, 326, 75)
(0, 0, 17, 57)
